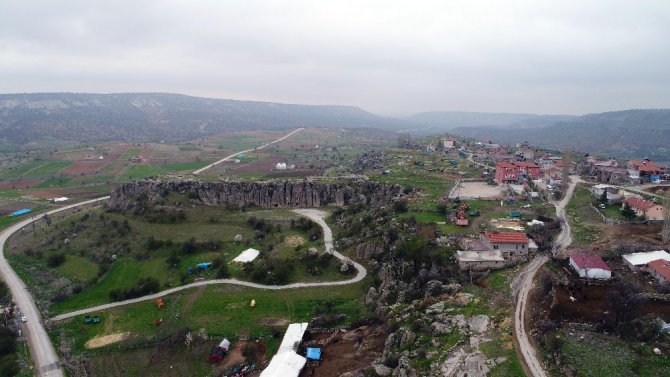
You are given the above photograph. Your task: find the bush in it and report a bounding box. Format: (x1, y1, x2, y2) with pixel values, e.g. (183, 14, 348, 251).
(46, 253, 66, 268)
(242, 342, 258, 364)
(181, 237, 197, 254)
(109, 277, 160, 301)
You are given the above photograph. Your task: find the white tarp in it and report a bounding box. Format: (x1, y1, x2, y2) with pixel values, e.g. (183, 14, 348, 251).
(232, 248, 260, 263)
(260, 352, 306, 377)
(260, 323, 309, 377)
(277, 323, 308, 354)
(623, 250, 670, 267)
(52, 197, 69, 202)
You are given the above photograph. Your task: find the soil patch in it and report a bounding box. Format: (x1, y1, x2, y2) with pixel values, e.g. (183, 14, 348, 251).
(260, 317, 290, 327)
(62, 160, 106, 176)
(85, 332, 131, 349)
(0, 181, 40, 189)
(284, 236, 305, 248)
(300, 324, 387, 377)
(182, 286, 207, 316)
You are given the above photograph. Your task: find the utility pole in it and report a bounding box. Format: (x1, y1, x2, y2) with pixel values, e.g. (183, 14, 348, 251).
(663, 189, 670, 249)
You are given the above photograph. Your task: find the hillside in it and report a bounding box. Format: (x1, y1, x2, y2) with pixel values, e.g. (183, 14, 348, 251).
(0, 93, 407, 146)
(450, 109, 670, 161)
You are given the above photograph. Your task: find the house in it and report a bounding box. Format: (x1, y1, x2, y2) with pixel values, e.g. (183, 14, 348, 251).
(515, 148, 535, 162)
(594, 166, 630, 185)
(622, 197, 664, 221)
(456, 250, 505, 271)
(494, 162, 541, 185)
(569, 254, 612, 280)
(441, 137, 456, 150)
(590, 184, 623, 205)
(648, 259, 670, 284)
(622, 250, 670, 270)
(628, 159, 662, 183)
(482, 231, 533, 259)
(543, 168, 563, 186)
(425, 144, 436, 153)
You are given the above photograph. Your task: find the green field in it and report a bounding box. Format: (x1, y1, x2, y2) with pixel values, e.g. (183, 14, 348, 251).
(35, 177, 73, 188)
(566, 185, 603, 243)
(55, 281, 368, 354)
(160, 162, 209, 171)
(178, 145, 201, 152)
(10, 204, 345, 314)
(122, 164, 165, 179)
(0, 160, 73, 179)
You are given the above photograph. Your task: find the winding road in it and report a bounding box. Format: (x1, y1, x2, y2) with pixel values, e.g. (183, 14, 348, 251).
(192, 128, 304, 174)
(512, 175, 578, 377)
(0, 197, 110, 377)
(52, 208, 366, 321)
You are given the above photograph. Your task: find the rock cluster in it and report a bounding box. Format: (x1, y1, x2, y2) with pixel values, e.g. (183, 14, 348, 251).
(108, 179, 407, 210)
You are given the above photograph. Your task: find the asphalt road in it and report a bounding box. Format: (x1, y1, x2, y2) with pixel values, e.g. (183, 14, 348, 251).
(512, 175, 578, 377)
(0, 196, 109, 377)
(52, 208, 366, 321)
(192, 128, 305, 175)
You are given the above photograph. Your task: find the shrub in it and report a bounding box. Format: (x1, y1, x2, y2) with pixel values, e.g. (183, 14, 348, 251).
(46, 253, 65, 268)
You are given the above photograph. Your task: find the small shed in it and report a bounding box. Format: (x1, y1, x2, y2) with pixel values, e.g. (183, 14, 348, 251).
(456, 219, 469, 227)
(569, 254, 611, 280)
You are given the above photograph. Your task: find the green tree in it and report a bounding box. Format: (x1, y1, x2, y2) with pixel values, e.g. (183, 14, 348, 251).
(600, 189, 608, 205)
(622, 203, 636, 220)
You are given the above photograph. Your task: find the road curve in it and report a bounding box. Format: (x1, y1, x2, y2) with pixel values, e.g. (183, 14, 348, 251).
(52, 208, 366, 321)
(513, 175, 577, 377)
(192, 128, 305, 175)
(0, 196, 110, 377)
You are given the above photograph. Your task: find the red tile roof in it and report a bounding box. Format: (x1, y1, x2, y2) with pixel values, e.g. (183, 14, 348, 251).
(496, 162, 517, 168)
(456, 219, 469, 226)
(649, 259, 670, 282)
(630, 159, 660, 172)
(484, 231, 529, 244)
(570, 253, 611, 271)
(625, 197, 656, 210)
(514, 162, 539, 168)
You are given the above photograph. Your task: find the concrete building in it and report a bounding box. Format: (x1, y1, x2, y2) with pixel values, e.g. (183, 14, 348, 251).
(622, 197, 665, 221)
(482, 231, 531, 259)
(456, 250, 505, 271)
(648, 259, 670, 284)
(569, 253, 612, 280)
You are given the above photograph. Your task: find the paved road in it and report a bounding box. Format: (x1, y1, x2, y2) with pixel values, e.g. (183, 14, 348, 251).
(52, 208, 366, 321)
(512, 175, 578, 377)
(192, 128, 305, 175)
(0, 196, 109, 377)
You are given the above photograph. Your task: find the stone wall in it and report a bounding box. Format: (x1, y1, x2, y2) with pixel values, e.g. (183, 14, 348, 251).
(108, 179, 407, 210)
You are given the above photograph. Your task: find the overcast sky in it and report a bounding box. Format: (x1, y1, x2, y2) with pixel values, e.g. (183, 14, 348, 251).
(1, 0, 670, 116)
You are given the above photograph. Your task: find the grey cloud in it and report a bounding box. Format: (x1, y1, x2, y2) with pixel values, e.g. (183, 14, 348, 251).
(1, 0, 670, 115)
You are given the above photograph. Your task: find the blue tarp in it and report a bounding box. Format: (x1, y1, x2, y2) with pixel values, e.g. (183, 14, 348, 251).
(10, 209, 32, 217)
(196, 262, 213, 269)
(306, 347, 321, 360)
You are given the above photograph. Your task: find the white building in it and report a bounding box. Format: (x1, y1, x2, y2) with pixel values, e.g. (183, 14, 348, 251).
(276, 162, 287, 170)
(569, 253, 612, 280)
(622, 250, 670, 270)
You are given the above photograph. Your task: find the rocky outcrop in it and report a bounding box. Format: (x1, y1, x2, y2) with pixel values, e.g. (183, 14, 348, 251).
(108, 179, 407, 210)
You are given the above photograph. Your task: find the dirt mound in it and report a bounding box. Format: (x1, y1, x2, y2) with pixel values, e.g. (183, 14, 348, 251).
(85, 332, 131, 349)
(261, 317, 290, 327)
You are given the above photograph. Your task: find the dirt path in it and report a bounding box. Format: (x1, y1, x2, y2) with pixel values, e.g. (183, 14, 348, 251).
(51, 208, 367, 322)
(0, 196, 109, 377)
(512, 175, 578, 377)
(192, 128, 304, 175)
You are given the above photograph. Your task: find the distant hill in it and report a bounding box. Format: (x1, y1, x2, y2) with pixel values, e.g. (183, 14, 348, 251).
(449, 109, 670, 161)
(0, 92, 408, 146)
(407, 111, 578, 130)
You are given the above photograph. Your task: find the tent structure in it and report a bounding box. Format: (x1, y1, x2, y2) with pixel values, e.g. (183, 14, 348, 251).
(233, 248, 260, 263)
(260, 323, 309, 377)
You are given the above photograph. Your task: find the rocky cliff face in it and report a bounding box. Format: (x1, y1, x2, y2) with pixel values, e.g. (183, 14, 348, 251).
(108, 179, 407, 210)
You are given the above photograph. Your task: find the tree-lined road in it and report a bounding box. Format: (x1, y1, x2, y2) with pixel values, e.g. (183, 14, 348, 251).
(512, 175, 578, 377)
(0, 197, 109, 377)
(192, 128, 304, 174)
